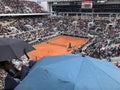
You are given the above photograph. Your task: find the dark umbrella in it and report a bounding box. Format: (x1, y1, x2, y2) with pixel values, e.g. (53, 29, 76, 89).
(0, 38, 35, 62)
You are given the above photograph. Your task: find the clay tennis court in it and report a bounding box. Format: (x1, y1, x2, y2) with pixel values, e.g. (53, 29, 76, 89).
(28, 35, 89, 60)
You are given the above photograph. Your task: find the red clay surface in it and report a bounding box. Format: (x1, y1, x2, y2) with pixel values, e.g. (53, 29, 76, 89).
(28, 35, 89, 60)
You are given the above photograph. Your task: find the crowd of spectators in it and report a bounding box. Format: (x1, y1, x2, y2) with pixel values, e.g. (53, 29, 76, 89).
(1, 1, 120, 89)
(0, 0, 44, 14)
(0, 15, 120, 60)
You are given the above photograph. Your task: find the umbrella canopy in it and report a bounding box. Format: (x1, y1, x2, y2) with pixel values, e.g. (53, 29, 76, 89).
(15, 54, 120, 90)
(0, 38, 34, 62)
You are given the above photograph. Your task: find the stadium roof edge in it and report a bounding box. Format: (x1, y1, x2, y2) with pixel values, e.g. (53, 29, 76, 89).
(0, 13, 50, 17)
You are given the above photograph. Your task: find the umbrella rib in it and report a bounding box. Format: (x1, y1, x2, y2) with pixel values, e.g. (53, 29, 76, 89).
(86, 57, 120, 85)
(73, 56, 85, 87)
(34, 66, 74, 83)
(7, 45, 19, 59)
(87, 60, 103, 90)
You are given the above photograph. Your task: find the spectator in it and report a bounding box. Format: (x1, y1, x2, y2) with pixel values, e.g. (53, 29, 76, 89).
(12, 59, 36, 80)
(0, 61, 19, 90)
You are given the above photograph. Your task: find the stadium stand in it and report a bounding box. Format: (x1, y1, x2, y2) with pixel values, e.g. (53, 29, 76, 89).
(0, 0, 119, 62)
(1, 1, 120, 89)
(0, 0, 44, 14)
(0, 15, 119, 61)
(0, 0, 120, 89)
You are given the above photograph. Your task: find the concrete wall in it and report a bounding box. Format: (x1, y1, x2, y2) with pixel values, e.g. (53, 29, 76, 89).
(28, 0, 49, 12)
(39, 2, 49, 12)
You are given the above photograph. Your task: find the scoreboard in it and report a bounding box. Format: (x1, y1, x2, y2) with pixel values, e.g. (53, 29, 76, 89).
(81, 1, 93, 9)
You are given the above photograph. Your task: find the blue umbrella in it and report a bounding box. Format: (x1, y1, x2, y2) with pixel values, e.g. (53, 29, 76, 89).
(15, 54, 120, 90)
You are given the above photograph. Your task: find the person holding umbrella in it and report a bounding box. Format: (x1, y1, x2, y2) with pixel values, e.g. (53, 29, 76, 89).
(12, 59, 37, 80)
(0, 59, 36, 90)
(0, 61, 20, 90)
(0, 37, 35, 89)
